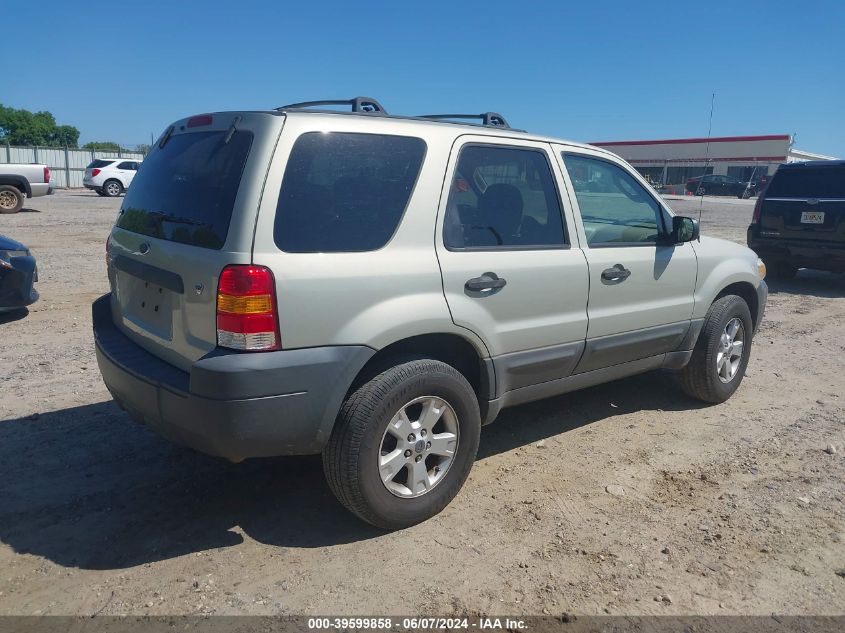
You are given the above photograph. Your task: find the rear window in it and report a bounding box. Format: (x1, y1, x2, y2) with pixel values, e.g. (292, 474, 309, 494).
(116, 130, 253, 249)
(766, 166, 845, 199)
(274, 132, 426, 253)
(88, 159, 115, 168)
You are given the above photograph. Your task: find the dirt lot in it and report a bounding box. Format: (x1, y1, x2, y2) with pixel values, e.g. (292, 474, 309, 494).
(1, 192, 843, 616)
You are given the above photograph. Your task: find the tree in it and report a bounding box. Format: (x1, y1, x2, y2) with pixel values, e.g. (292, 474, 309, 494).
(0, 104, 80, 147)
(135, 143, 151, 155)
(51, 125, 80, 147)
(82, 141, 122, 151)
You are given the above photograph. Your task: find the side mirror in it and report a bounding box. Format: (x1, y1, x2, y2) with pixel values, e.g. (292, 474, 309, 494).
(670, 216, 699, 243)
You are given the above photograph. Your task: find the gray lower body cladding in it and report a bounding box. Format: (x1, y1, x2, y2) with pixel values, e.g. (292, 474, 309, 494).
(483, 318, 706, 423)
(92, 294, 374, 461)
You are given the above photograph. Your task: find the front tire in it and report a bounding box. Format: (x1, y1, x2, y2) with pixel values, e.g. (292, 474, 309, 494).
(0, 185, 24, 213)
(678, 295, 753, 403)
(102, 179, 123, 197)
(323, 359, 481, 530)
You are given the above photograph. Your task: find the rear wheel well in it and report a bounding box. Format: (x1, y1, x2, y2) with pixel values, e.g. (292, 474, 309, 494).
(348, 334, 488, 401)
(0, 177, 28, 197)
(716, 282, 758, 326)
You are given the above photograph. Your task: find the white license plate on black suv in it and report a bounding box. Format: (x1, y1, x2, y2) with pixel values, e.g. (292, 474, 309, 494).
(800, 211, 825, 224)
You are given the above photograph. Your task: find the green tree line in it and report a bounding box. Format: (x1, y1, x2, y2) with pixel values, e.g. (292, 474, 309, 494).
(0, 104, 147, 153)
(0, 104, 80, 146)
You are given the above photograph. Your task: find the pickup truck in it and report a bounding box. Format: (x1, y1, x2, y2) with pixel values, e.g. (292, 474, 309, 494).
(0, 164, 53, 214)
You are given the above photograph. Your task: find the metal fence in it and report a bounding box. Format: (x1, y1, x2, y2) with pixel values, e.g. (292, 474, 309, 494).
(0, 144, 147, 188)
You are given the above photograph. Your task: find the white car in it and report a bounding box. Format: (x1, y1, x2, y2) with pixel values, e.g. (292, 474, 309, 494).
(83, 159, 142, 197)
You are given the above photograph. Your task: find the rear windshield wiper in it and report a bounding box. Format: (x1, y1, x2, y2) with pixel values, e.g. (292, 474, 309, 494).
(223, 115, 241, 144)
(147, 211, 206, 226)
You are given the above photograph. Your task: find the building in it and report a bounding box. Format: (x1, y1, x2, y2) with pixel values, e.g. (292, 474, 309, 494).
(590, 134, 839, 187)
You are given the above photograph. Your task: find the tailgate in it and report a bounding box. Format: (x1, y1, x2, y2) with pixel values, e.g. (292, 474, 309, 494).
(759, 199, 845, 242)
(759, 164, 845, 243)
(106, 111, 284, 371)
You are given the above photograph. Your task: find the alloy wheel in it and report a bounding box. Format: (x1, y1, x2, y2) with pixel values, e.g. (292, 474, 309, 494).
(378, 396, 459, 498)
(717, 317, 745, 383)
(0, 190, 17, 210)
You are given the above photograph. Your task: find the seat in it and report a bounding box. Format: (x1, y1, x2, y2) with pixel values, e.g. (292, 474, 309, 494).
(475, 183, 523, 246)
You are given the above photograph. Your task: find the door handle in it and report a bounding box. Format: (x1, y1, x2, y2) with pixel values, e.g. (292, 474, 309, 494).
(601, 264, 631, 281)
(465, 272, 507, 292)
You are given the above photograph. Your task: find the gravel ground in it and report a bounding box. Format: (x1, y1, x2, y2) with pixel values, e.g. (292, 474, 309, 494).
(0, 191, 843, 616)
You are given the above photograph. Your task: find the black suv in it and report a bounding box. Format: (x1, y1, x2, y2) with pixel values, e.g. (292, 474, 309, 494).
(747, 160, 845, 279)
(686, 174, 756, 198)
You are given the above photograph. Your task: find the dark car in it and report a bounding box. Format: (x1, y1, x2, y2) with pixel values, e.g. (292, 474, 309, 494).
(686, 174, 756, 198)
(747, 160, 845, 279)
(0, 235, 38, 313)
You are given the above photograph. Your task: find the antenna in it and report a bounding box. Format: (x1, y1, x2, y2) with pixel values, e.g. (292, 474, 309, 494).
(697, 92, 716, 235)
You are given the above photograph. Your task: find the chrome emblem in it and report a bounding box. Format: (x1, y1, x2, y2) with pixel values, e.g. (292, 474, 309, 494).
(806, 198, 820, 205)
(139, 242, 151, 254)
(194, 283, 204, 295)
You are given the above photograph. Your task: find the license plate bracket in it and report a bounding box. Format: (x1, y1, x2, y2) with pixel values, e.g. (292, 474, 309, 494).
(115, 273, 173, 340)
(800, 211, 825, 224)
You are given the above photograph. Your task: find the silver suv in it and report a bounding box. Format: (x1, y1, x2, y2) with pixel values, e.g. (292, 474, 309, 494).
(93, 98, 768, 529)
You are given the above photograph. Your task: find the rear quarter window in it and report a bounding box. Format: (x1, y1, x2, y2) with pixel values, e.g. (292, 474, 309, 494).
(274, 132, 426, 253)
(88, 159, 115, 168)
(766, 166, 845, 198)
(115, 130, 253, 249)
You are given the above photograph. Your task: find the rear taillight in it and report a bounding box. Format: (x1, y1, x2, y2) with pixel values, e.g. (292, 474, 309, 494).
(216, 265, 280, 351)
(91, 168, 101, 177)
(43, 166, 50, 183)
(751, 196, 763, 224)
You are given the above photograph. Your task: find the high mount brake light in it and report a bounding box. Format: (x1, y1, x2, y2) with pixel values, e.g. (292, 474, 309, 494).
(187, 114, 213, 128)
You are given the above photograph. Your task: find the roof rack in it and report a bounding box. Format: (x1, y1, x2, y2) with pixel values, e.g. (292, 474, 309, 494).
(417, 112, 510, 129)
(276, 96, 386, 114)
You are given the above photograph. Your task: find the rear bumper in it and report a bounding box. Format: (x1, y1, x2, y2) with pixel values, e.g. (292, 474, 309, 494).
(92, 294, 374, 461)
(748, 228, 845, 272)
(29, 182, 50, 198)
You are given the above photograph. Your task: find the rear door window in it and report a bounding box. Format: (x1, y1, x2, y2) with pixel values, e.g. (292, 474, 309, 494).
(444, 145, 566, 249)
(274, 132, 426, 253)
(766, 166, 845, 198)
(116, 130, 253, 249)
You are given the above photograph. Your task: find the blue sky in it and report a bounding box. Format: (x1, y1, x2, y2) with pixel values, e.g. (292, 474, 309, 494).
(4, 0, 844, 155)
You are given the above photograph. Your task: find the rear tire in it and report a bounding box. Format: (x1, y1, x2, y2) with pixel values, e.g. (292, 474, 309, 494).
(102, 179, 123, 197)
(0, 185, 24, 214)
(323, 359, 481, 530)
(678, 295, 753, 404)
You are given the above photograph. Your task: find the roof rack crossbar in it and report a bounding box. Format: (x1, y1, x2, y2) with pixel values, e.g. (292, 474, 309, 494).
(417, 112, 510, 128)
(276, 96, 387, 114)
